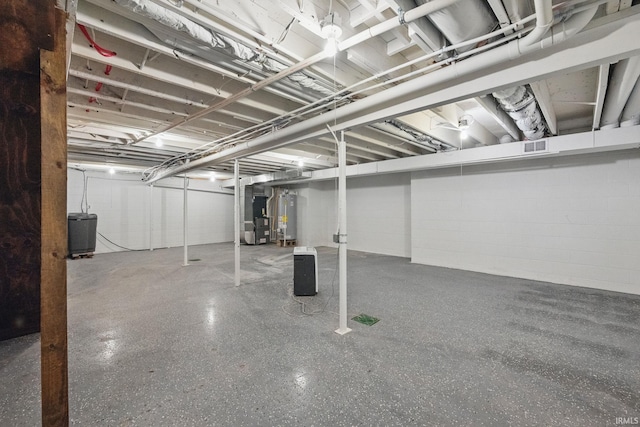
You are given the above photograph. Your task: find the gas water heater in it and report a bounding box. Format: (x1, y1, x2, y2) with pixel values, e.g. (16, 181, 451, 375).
(277, 192, 297, 241)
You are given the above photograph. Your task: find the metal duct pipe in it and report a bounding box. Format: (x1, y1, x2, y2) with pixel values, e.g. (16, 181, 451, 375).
(144, 5, 600, 183)
(600, 56, 640, 129)
(417, 0, 497, 53)
(492, 85, 547, 140)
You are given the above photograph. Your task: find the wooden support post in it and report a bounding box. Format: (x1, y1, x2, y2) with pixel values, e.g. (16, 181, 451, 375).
(0, 1, 68, 425)
(40, 8, 69, 427)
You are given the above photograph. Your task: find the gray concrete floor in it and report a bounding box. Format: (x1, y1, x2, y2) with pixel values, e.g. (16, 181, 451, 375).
(1, 243, 639, 426)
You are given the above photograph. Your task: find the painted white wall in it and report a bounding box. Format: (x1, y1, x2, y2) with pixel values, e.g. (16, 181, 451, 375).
(294, 173, 411, 258)
(347, 174, 411, 257)
(411, 150, 640, 295)
(294, 181, 335, 248)
(67, 169, 234, 253)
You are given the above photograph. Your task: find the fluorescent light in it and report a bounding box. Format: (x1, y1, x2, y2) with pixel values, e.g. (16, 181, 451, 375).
(298, 160, 304, 168)
(108, 167, 116, 175)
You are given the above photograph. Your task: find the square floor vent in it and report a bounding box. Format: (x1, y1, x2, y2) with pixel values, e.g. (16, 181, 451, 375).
(523, 139, 548, 154)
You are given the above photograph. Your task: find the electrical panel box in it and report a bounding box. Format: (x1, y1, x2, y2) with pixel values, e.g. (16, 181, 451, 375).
(68, 213, 98, 256)
(293, 247, 318, 296)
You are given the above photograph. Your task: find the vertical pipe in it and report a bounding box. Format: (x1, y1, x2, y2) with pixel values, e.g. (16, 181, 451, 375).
(234, 160, 241, 287)
(336, 131, 351, 335)
(183, 176, 189, 266)
(149, 184, 154, 251)
(283, 193, 287, 247)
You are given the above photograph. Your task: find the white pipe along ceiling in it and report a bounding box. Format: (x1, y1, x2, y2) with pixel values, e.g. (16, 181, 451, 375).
(65, 0, 640, 182)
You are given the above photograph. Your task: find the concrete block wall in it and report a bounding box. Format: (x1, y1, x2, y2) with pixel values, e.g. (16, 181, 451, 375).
(411, 150, 640, 295)
(347, 174, 411, 257)
(294, 173, 411, 258)
(67, 169, 234, 253)
(295, 181, 335, 248)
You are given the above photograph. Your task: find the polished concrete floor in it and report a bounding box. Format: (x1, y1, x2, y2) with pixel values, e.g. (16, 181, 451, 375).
(1, 243, 639, 426)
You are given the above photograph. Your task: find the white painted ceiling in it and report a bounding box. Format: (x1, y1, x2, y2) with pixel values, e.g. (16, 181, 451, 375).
(68, 0, 640, 181)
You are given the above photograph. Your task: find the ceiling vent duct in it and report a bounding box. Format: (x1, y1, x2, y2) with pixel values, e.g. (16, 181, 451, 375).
(417, 0, 498, 53)
(522, 138, 548, 154)
(492, 85, 547, 140)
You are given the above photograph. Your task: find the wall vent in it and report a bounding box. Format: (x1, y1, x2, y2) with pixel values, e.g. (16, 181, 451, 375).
(523, 139, 548, 154)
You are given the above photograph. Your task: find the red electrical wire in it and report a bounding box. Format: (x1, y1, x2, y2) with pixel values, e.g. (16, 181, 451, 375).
(77, 24, 116, 57)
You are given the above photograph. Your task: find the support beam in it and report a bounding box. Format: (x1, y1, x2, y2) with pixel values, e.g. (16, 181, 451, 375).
(592, 63, 611, 130)
(1, 1, 68, 425)
(306, 125, 640, 182)
(148, 185, 154, 251)
(335, 130, 351, 336)
(234, 160, 241, 287)
(183, 176, 189, 267)
(40, 7, 69, 427)
(529, 80, 558, 135)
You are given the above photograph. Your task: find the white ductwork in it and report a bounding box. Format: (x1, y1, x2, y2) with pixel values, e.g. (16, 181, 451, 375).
(420, 0, 551, 139)
(519, 0, 554, 47)
(487, 0, 553, 140)
(492, 85, 547, 140)
(600, 55, 640, 129)
(417, 0, 498, 53)
(144, 4, 604, 183)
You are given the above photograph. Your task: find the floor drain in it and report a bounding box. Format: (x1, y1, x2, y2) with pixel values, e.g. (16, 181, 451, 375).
(352, 314, 380, 326)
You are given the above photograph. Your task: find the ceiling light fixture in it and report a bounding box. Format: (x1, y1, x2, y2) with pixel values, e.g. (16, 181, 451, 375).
(155, 139, 163, 147)
(458, 114, 474, 130)
(460, 130, 468, 139)
(298, 160, 304, 168)
(209, 174, 216, 182)
(321, 12, 342, 57)
(108, 167, 116, 175)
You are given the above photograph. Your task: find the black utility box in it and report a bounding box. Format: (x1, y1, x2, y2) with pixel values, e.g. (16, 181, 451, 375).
(293, 247, 318, 296)
(68, 213, 97, 256)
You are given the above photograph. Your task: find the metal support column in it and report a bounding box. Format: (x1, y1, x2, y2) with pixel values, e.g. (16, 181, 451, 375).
(148, 184, 154, 251)
(182, 176, 189, 266)
(234, 160, 241, 287)
(335, 131, 352, 335)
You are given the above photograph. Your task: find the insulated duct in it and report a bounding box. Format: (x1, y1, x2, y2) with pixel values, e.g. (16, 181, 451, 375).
(423, 0, 550, 139)
(112, 0, 337, 98)
(492, 85, 547, 140)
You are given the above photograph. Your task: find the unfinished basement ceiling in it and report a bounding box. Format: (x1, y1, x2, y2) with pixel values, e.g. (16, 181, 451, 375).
(67, 0, 640, 180)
